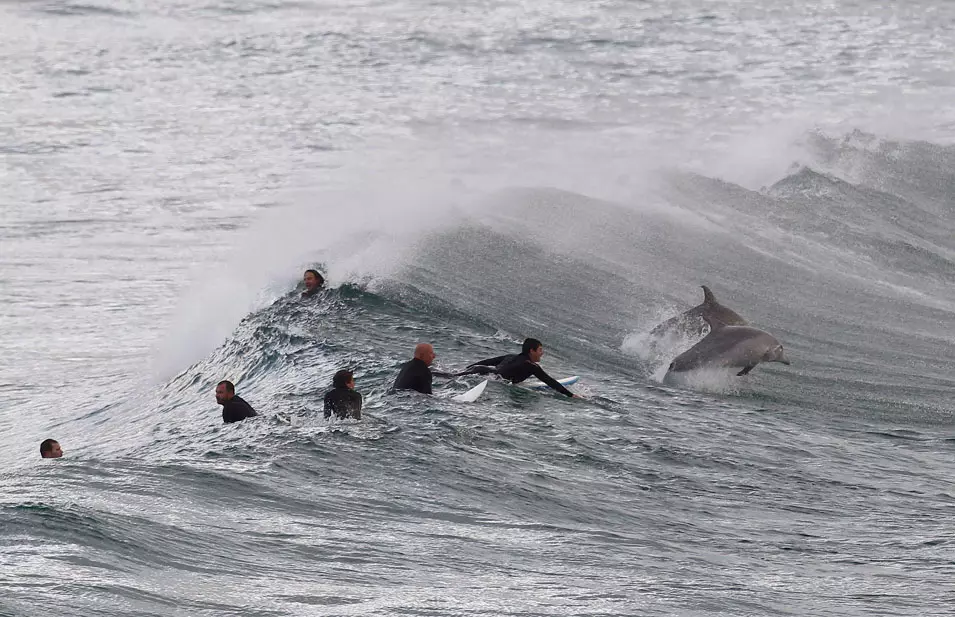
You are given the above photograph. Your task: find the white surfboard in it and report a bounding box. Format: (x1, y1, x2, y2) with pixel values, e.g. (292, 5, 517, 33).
(452, 379, 488, 402)
(522, 375, 579, 391)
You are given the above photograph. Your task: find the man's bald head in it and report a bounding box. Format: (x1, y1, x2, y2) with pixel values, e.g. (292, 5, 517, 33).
(414, 343, 436, 366)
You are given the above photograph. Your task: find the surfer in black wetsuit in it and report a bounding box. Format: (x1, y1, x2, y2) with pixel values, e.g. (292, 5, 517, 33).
(215, 380, 258, 424)
(393, 343, 455, 395)
(462, 338, 578, 398)
(302, 269, 325, 298)
(323, 369, 362, 419)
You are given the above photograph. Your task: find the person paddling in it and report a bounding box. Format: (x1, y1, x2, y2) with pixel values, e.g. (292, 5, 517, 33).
(460, 338, 578, 398)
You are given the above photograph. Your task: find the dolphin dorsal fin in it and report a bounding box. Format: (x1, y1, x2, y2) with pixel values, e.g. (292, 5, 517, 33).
(701, 285, 716, 306)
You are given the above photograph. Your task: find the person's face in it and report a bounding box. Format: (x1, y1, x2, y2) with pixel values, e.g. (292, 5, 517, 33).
(304, 272, 320, 291)
(215, 384, 232, 404)
(347, 377, 356, 390)
(423, 346, 436, 366)
(45, 442, 63, 458)
(529, 345, 544, 363)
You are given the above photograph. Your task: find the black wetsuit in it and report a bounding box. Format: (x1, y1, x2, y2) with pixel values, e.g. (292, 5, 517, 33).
(221, 395, 258, 424)
(393, 358, 454, 395)
(323, 387, 363, 419)
(466, 353, 574, 397)
(393, 358, 435, 394)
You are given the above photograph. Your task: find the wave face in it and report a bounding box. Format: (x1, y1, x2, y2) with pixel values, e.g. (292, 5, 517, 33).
(3, 0, 955, 615)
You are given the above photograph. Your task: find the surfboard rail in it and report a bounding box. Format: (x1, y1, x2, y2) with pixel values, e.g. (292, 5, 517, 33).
(452, 379, 488, 402)
(521, 375, 579, 391)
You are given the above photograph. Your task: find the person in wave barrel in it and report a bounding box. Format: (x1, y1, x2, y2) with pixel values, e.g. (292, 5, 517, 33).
(302, 269, 325, 298)
(216, 380, 258, 424)
(461, 338, 578, 398)
(392, 343, 457, 395)
(324, 369, 362, 419)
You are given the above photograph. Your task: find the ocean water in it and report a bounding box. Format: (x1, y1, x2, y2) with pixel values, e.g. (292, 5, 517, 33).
(2, 0, 955, 615)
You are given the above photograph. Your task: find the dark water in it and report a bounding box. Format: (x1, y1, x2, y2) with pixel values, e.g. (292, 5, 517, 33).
(3, 0, 955, 615)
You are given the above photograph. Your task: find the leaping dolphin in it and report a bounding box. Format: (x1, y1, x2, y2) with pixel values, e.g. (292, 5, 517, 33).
(650, 285, 747, 340)
(664, 312, 790, 379)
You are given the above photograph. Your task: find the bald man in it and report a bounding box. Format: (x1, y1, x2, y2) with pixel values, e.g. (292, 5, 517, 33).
(392, 343, 455, 395)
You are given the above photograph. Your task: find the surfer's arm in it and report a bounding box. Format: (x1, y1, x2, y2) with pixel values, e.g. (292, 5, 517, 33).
(431, 369, 456, 379)
(531, 365, 574, 397)
(467, 355, 507, 368)
(452, 365, 497, 377)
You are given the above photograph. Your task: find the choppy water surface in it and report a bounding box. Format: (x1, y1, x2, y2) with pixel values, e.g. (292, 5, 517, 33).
(2, 1, 954, 615)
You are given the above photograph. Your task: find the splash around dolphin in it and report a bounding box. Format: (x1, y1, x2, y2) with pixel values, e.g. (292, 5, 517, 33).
(664, 312, 790, 382)
(650, 285, 746, 340)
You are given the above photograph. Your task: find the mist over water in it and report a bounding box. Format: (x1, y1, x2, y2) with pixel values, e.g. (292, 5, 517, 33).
(3, 0, 955, 615)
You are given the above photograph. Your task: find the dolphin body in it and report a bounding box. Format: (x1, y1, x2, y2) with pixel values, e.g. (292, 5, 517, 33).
(650, 285, 747, 339)
(665, 313, 790, 379)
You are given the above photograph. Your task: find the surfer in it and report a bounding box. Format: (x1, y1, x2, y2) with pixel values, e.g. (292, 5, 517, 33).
(461, 338, 578, 398)
(215, 380, 258, 424)
(324, 370, 362, 419)
(393, 343, 456, 395)
(40, 439, 63, 459)
(302, 269, 325, 297)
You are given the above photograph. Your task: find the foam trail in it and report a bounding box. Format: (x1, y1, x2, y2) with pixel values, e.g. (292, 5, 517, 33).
(661, 367, 745, 395)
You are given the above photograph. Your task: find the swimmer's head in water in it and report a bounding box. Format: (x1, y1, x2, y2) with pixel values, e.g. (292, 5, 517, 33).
(522, 338, 544, 362)
(40, 439, 62, 459)
(333, 369, 355, 389)
(413, 343, 436, 366)
(215, 380, 235, 405)
(303, 269, 325, 293)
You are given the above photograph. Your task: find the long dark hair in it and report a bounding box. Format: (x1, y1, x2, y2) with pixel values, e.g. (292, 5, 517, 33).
(333, 369, 353, 388)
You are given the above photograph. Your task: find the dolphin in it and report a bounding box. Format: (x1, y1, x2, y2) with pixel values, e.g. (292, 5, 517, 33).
(650, 285, 747, 340)
(664, 312, 790, 379)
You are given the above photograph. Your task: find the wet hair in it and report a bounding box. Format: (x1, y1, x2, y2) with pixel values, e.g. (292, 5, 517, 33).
(40, 439, 59, 456)
(333, 369, 354, 388)
(522, 338, 542, 354)
(217, 380, 235, 394)
(305, 269, 325, 286)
